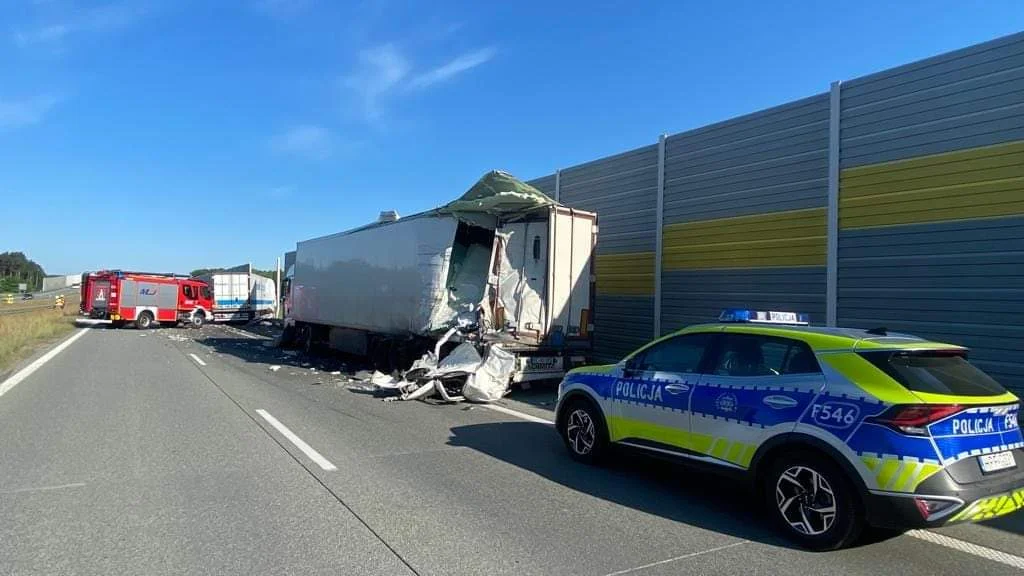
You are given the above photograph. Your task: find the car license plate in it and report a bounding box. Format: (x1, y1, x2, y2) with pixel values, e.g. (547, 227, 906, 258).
(526, 357, 558, 369)
(979, 451, 1016, 473)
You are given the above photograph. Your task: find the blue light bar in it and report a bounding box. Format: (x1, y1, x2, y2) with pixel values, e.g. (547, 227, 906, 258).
(718, 309, 809, 325)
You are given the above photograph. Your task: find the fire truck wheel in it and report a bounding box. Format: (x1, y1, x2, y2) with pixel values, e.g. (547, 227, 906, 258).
(136, 311, 154, 330)
(192, 312, 206, 328)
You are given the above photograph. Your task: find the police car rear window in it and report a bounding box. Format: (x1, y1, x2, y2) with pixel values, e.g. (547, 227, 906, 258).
(859, 351, 1006, 396)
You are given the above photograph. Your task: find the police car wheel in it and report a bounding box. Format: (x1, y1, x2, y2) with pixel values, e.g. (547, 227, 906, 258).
(764, 451, 863, 551)
(561, 399, 607, 464)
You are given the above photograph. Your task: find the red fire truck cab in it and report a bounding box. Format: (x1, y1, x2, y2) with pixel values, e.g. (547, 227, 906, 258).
(82, 270, 213, 328)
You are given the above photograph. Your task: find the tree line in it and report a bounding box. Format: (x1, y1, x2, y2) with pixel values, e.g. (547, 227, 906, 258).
(0, 252, 46, 292)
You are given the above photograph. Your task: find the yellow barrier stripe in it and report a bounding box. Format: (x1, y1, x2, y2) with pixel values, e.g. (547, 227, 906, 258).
(595, 252, 655, 296)
(839, 140, 1024, 229)
(842, 140, 1024, 183)
(662, 208, 826, 271)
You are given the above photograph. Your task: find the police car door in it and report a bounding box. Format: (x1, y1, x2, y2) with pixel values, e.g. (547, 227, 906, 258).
(611, 333, 716, 454)
(690, 333, 824, 470)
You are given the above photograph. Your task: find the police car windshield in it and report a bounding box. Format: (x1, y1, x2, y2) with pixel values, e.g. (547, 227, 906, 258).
(860, 351, 1006, 397)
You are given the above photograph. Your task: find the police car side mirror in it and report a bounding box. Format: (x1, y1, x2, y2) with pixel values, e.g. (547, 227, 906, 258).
(623, 357, 640, 376)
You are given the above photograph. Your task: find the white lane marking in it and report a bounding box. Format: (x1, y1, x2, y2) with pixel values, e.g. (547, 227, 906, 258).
(907, 530, 1024, 570)
(188, 353, 207, 366)
(222, 325, 261, 339)
(481, 403, 554, 425)
(255, 409, 338, 471)
(601, 541, 748, 576)
(0, 482, 87, 495)
(0, 328, 90, 399)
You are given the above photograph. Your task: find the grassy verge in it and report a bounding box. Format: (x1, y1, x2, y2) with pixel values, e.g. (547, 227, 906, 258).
(0, 295, 80, 375)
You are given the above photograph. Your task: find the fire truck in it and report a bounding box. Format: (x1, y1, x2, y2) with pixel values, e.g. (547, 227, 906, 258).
(81, 270, 214, 328)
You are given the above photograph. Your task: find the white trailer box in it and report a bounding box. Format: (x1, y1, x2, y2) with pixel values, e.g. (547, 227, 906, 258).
(290, 171, 596, 381)
(199, 268, 278, 322)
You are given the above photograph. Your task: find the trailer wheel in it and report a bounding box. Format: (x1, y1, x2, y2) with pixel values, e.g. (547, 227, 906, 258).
(136, 311, 154, 329)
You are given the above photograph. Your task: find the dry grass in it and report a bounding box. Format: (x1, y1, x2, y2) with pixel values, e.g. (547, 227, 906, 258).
(0, 294, 80, 375)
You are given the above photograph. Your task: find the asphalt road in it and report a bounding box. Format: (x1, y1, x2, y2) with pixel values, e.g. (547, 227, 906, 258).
(1, 324, 1023, 575)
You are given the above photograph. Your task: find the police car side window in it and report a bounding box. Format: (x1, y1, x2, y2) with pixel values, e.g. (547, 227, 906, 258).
(634, 333, 713, 374)
(713, 334, 820, 377)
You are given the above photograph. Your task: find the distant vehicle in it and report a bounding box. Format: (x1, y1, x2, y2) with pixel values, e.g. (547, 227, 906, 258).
(21, 293, 33, 300)
(555, 309, 1024, 550)
(195, 270, 277, 322)
(285, 171, 596, 382)
(81, 270, 213, 328)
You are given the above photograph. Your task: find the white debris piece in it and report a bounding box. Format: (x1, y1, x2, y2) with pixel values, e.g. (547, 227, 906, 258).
(464, 345, 514, 403)
(330, 371, 341, 375)
(268, 365, 281, 372)
(370, 370, 402, 388)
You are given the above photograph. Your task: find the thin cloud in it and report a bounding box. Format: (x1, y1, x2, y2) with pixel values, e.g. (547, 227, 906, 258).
(0, 95, 61, 128)
(13, 24, 69, 47)
(342, 43, 411, 121)
(341, 43, 496, 122)
(409, 47, 496, 89)
(12, 2, 149, 49)
(270, 125, 333, 160)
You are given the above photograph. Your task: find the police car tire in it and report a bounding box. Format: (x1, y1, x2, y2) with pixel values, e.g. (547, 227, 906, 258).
(560, 398, 608, 465)
(764, 451, 863, 551)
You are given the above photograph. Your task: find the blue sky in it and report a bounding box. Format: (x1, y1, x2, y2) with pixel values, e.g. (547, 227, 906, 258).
(2, 0, 1022, 274)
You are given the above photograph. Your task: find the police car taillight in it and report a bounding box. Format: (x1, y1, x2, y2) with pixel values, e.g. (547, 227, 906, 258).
(867, 404, 963, 436)
(914, 497, 957, 520)
(718, 309, 809, 325)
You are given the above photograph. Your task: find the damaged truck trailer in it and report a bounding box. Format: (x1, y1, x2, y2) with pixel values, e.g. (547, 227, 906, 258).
(286, 171, 596, 386)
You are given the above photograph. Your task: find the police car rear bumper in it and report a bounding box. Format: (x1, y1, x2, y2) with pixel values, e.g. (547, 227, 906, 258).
(865, 453, 1024, 529)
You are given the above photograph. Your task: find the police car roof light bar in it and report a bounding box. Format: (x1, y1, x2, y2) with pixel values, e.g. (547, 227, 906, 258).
(718, 309, 810, 325)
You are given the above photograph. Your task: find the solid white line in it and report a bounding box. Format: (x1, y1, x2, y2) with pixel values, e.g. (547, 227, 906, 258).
(188, 353, 207, 366)
(601, 541, 748, 576)
(481, 403, 554, 425)
(255, 409, 337, 471)
(907, 530, 1024, 570)
(0, 328, 89, 399)
(0, 482, 87, 495)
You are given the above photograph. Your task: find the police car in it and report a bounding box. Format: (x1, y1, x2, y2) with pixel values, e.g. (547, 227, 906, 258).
(554, 309, 1024, 550)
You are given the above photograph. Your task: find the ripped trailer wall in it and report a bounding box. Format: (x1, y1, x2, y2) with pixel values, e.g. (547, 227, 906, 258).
(289, 171, 596, 381)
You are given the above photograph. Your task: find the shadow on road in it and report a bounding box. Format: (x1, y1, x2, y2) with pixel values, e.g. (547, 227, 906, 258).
(445, 420, 883, 550)
(198, 335, 363, 375)
(981, 512, 1024, 536)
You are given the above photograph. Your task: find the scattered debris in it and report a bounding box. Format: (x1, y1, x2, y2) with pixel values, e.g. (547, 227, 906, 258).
(259, 320, 273, 326)
(330, 371, 341, 375)
(165, 334, 191, 342)
(268, 365, 281, 372)
(373, 328, 515, 404)
(309, 367, 317, 372)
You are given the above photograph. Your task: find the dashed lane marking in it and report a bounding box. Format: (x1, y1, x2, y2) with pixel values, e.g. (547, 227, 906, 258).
(188, 353, 207, 366)
(255, 409, 337, 471)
